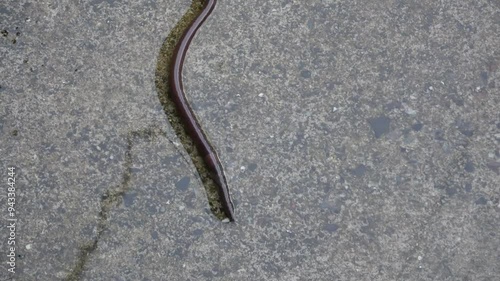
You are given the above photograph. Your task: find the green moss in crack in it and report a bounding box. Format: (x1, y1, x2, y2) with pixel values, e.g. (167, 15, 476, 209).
(155, 0, 227, 221)
(64, 128, 165, 280)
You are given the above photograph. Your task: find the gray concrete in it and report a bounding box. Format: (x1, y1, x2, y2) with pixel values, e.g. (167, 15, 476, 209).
(1, 0, 499, 280)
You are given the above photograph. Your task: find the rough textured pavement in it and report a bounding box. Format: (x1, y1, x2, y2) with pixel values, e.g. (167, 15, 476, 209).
(1, 0, 499, 280)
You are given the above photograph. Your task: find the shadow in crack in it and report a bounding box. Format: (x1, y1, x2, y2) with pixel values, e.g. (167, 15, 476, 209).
(64, 127, 188, 280)
(154, 0, 228, 221)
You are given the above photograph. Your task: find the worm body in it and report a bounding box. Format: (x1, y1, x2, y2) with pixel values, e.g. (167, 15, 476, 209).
(169, 0, 235, 221)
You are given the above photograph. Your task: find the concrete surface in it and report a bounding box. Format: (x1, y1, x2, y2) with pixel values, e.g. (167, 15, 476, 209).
(1, 0, 499, 280)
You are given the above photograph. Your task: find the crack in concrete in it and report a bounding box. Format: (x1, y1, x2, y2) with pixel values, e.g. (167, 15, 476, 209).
(64, 127, 185, 280)
(155, 0, 229, 220)
(64, 1, 228, 278)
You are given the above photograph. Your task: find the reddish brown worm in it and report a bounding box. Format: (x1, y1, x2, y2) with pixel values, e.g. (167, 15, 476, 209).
(169, 0, 235, 221)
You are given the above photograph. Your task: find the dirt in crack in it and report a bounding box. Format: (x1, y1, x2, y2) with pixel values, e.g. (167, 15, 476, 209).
(155, 0, 229, 221)
(64, 128, 168, 281)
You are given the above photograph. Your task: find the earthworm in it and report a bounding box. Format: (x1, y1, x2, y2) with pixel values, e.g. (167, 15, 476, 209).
(169, 0, 235, 221)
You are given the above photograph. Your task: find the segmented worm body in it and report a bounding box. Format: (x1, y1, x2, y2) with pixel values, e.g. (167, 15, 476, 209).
(169, 0, 235, 221)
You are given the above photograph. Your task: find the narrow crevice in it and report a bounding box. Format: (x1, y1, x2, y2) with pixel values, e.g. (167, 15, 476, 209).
(155, 0, 228, 220)
(64, 127, 171, 280)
